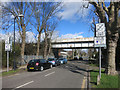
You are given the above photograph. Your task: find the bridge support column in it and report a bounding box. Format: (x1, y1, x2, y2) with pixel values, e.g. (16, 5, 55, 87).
(52, 49, 59, 59)
(72, 49, 74, 59)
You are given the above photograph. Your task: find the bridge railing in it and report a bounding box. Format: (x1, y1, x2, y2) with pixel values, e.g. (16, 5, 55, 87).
(51, 37, 94, 43)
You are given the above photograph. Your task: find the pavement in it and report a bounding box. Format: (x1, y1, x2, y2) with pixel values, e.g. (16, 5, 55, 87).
(2, 60, 90, 89)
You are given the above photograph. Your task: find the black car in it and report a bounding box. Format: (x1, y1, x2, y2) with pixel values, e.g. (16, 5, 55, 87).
(27, 59, 52, 71)
(79, 57, 83, 60)
(74, 56, 78, 60)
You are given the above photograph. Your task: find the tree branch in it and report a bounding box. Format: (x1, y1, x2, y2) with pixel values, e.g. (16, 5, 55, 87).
(89, 1, 107, 24)
(102, 2, 109, 15)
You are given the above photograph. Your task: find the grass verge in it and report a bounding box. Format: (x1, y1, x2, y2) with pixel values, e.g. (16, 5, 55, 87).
(90, 69, 119, 88)
(0, 68, 26, 77)
(89, 63, 98, 67)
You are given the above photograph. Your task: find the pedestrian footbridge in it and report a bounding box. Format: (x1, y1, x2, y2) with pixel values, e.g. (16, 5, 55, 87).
(51, 37, 94, 49)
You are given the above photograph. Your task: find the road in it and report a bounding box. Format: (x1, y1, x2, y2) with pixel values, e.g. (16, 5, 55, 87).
(2, 60, 89, 89)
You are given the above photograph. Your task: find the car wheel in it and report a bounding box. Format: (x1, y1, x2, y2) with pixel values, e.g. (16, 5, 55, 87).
(40, 66, 44, 71)
(55, 64, 57, 67)
(50, 64, 53, 68)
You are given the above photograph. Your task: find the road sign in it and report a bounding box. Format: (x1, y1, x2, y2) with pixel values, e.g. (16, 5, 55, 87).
(96, 23, 105, 37)
(5, 37, 10, 44)
(5, 44, 11, 51)
(9, 36, 12, 52)
(94, 37, 106, 47)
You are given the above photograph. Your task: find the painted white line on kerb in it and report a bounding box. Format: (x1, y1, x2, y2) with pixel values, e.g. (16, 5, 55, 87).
(45, 71, 55, 77)
(16, 81, 34, 89)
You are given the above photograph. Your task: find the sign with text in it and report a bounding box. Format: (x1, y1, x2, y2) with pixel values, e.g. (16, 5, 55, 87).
(94, 37, 106, 47)
(5, 36, 12, 51)
(96, 23, 105, 37)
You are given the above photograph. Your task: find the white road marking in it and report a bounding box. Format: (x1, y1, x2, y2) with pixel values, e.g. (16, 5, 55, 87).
(44, 71, 55, 77)
(39, 67, 55, 73)
(16, 81, 34, 89)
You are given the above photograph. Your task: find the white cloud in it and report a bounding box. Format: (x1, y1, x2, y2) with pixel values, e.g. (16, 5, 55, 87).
(57, 2, 90, 22)
(59, 32, 83, 39)
(0, 31, 21, 42)
(0, 31, 37, 43)
(40, 32, 45, 41)
(26, 32, 36, 43)
(51, 30, 59, 40)
(40, 30, 59, 42)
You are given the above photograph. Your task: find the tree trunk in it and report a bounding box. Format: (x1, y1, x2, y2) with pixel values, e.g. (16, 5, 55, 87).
(116, 33, 120, 71)
(47, 40, 51, 57)
(36, 32, 41, 57)
(43, 32, 48, 59)
(106, 33, 119, 75)
(21, 25, 26, 65)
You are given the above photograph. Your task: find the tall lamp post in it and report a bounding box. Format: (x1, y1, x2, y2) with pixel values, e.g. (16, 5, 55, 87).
(13, 14, 24, 70)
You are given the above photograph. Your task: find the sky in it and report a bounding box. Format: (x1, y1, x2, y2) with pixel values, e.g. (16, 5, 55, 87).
(1, 1, 95, 43)
(56, 2, 94, 38)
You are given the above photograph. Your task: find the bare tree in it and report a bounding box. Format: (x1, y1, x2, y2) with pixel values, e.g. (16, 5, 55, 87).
(89, 1, 120, 75)
(1, 2, 35, 64)
(47, 21, 58, 57)
(30, 2, 43, 56)
(30, 2, 62, 58)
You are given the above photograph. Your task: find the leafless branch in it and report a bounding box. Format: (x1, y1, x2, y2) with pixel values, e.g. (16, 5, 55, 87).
(102, 2, 109, 15)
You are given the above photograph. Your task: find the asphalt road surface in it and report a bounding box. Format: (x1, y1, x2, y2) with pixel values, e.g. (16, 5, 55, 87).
(2, 60, 89, 89)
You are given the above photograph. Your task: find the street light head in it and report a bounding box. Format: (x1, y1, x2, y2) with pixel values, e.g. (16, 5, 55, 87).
(18, 14, 24, 17)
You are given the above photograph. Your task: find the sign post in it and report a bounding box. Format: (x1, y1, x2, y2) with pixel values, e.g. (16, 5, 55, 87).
(6, 52, 9, 72)
(5, 36, 12, 72)
(94, 23, 106, 80)
(99, 47, 101, 78)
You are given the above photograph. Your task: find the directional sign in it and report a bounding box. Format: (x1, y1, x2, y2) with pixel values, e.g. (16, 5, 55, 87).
(94, 37, 106, 47)
(96, 23, 105, 37)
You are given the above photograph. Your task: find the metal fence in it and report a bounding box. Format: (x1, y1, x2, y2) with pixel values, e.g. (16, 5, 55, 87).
(17, 55, 54, 66)
(24, 55, 43, 63)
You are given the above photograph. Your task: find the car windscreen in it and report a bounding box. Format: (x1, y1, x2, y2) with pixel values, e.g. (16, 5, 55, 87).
(40, 59, 46, 63)
(58, 59, 63, 60)
(48, 58, 54, 61)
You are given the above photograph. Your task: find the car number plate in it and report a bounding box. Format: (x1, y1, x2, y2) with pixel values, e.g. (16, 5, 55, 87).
(30, 67, 34, 69)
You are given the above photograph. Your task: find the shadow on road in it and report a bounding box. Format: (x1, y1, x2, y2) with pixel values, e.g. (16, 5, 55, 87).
(57, 60, 89, 77)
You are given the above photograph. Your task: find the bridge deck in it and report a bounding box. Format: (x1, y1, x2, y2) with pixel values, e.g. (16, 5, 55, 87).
(51, 37, 95, 49)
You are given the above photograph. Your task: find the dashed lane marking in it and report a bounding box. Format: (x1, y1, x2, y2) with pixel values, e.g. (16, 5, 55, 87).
(44, 71, 55, 77)
(15, 81, 34, 89)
